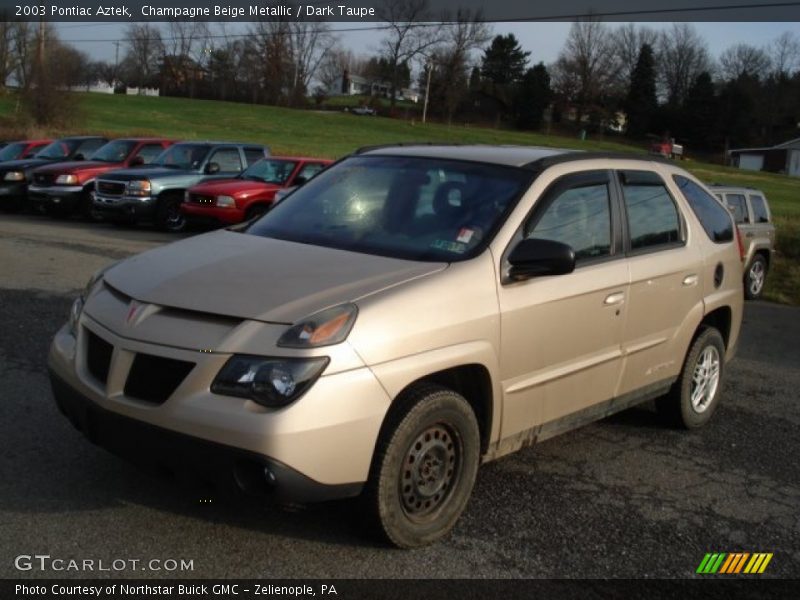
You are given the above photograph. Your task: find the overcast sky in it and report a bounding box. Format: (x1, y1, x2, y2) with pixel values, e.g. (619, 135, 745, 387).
(56, 21, 799, 71)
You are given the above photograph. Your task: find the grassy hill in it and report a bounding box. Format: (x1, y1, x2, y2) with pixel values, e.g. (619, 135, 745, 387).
(1, 92, 798, 303)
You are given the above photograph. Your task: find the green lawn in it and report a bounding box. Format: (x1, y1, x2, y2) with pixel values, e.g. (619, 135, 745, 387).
(2, 92, 798, 303)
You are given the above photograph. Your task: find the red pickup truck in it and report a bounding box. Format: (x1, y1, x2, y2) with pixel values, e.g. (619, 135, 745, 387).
(0, 139, 52, 163)
(28, 138, 173, 217)
(181, 156, 332, 225)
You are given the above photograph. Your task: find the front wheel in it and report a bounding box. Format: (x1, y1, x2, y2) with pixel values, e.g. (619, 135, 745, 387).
(656, 327, 726, 429)
(362, 384, 480, 548)
(744, 255, 767, 300)
(155, 194, 186, 232)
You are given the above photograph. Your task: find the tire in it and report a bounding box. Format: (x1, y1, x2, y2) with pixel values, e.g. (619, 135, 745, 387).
(362, 383, 480, 548)
(245, 204, 267, 221)
(656, 328, 726, 429)
(79, 190, 101, 221)
(155, 194, 186, 232)
(744, 254, 767, 300)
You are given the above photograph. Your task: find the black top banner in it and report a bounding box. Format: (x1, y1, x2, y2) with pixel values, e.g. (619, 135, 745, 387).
(2, 0, 800, 22)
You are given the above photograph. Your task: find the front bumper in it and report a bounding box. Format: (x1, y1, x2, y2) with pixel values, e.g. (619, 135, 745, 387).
(93, 193, 156, 221)
(181, 202, 246, 225)
(28, 185, 84, 211)
(48, 320, 391, 502)
(0, 181, 27, 203)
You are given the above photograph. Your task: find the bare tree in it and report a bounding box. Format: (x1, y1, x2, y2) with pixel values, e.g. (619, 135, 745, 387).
(609, 23, 658, 91)
(377, 0, 441, 107)
(285, 23, 337, 102)
(0, 21, 15, 88)
(552, 20, 616, 124)
(719, 43, 772, 81)
(427, 10, 491, 123)
(317, 46, 356, 93)
(657, 23, 712, 106)
(769, 31, 800, 75)
(123, 23, 164, 88)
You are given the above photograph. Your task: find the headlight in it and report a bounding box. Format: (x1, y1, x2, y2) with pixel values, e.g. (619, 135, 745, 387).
(277, 304, 358, 348)
(55, 174, 79, 185)
(4, 171, 24, 182)
(216, 195, 235, 208)
(126, 180, 151, 196)
(211, 356, 329, 408)
(68, 261, 119, 336)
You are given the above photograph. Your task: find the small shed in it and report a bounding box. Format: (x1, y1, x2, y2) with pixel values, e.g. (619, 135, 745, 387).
(729, 137, 800, 177)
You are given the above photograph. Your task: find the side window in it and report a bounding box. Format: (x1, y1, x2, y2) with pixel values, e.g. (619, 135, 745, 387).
(749, 195, 770, 223)
(209, 147, 243, 173)
(244, 147, 267, 166)
(725, 193, 749, 224)
(526, 178, 612, 262)
(294, 162, 326, 186)
(134, 144, 167, 164)
(673, 175, 734, 243)
(76, 139, 106, 157)
(621, 171, 682, 250)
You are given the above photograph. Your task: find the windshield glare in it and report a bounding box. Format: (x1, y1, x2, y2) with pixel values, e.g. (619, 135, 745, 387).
(241, 159, 298, 184)
(91, 140, 137, 163)
(246, 155, 531, 261)
(0, 143, 26, 161)
(153, 144, 210, 170)
(36, 140, 79, 160)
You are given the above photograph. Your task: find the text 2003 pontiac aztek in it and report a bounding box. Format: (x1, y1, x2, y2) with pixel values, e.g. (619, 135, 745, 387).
(49, 145, 743, 547)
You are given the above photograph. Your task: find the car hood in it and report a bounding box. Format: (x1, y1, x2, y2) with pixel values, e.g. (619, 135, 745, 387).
(191, 179, 280, 198)
(104, 230, 447, 323)
(101, 166, 196, 181)
(0, 158, 53, 172)
(34, 160, 122, 175)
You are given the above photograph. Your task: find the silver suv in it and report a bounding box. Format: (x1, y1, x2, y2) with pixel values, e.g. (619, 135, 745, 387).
(709, 185, 775, 299)
(49, 146, 744, 547)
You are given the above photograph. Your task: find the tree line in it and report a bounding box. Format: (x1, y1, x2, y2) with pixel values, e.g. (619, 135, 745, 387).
(2, 10, 800, 155)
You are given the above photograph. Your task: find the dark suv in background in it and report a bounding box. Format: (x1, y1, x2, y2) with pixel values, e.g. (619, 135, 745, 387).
(93, 142, 269, 231)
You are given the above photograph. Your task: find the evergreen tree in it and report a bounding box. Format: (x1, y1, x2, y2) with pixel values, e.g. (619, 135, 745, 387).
(682, 72, 717, 150)
(624, 44, 657, 138)
(468, 65, 481, 91)
(514, 63, 552, 130)
(480, 34, 530, 86)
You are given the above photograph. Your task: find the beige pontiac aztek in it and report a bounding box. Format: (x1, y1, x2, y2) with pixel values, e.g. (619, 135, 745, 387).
(49, 145, 744, 547)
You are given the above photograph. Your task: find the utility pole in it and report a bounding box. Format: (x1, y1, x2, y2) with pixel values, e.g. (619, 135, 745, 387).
(422, 59, 433, 124)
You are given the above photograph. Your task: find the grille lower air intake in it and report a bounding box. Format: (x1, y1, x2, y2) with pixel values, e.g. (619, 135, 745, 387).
(124, 353, 195, 404)
(86, 330, 113, 385)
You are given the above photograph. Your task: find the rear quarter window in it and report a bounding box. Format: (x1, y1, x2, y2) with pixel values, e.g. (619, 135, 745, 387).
(749, 195, 770, 223)
(673, 176, 734, 243)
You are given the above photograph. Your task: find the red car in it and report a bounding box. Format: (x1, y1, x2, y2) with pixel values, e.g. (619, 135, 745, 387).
(0, 139, 52, 163)
(28, 138, 174, 217)
(182, 157, 332, 225)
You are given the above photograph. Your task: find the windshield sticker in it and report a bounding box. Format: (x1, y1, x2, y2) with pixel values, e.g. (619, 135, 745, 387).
(456, 228, 474, 244)
(431, 239, 467, 254)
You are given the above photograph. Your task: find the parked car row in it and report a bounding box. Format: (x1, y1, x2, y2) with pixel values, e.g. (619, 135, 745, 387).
(0, 136, 331, 231)
(0, 136, 776, 298)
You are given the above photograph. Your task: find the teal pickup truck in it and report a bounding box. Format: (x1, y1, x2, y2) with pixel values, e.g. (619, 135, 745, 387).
(93, 141, 269, 231)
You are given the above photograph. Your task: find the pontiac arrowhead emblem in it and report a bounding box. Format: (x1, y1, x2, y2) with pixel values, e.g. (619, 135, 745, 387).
(126, 300, 142, 326)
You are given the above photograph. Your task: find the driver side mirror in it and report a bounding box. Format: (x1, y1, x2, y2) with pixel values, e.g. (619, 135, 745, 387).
(205, 162, 220, 175)
(507, 238, 576, 281)
(129, 155, 145, 167)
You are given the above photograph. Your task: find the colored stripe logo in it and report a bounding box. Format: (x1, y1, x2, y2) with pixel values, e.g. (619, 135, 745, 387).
(697, 552, 773, 574)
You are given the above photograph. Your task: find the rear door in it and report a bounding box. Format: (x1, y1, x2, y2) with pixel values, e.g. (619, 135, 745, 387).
(747, 192, 776, 249)
(724, 192, 755, 257)
(616, 169, 704, 397)
(497, 170, 629, 436)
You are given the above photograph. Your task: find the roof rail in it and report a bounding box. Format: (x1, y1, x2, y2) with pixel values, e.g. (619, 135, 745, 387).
(526, 151, 673, 169)
(354, 141, 466, 154)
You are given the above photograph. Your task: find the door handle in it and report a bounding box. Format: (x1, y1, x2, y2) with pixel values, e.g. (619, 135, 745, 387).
(604, 292, 625, 306)
(682, 274, 699, 286)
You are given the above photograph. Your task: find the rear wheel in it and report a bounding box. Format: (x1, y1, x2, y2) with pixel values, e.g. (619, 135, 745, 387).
(744, 254, 767, 300)
(155, 194, 186, 232)
(656, 327, 726, 429)
(362, 384, 480, 548)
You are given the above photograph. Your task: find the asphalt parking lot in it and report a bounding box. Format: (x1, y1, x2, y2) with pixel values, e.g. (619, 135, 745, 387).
(1, 213, 799, 579)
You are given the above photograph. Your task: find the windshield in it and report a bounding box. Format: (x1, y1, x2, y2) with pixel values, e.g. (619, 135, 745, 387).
(152, 144, 210, 170)
(246, 155, 532, 262)
(36, 139, 80, 160)
(91, 140, 137, 163)
(0, 143, 26, 161)
(241, 159, 298, 184)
